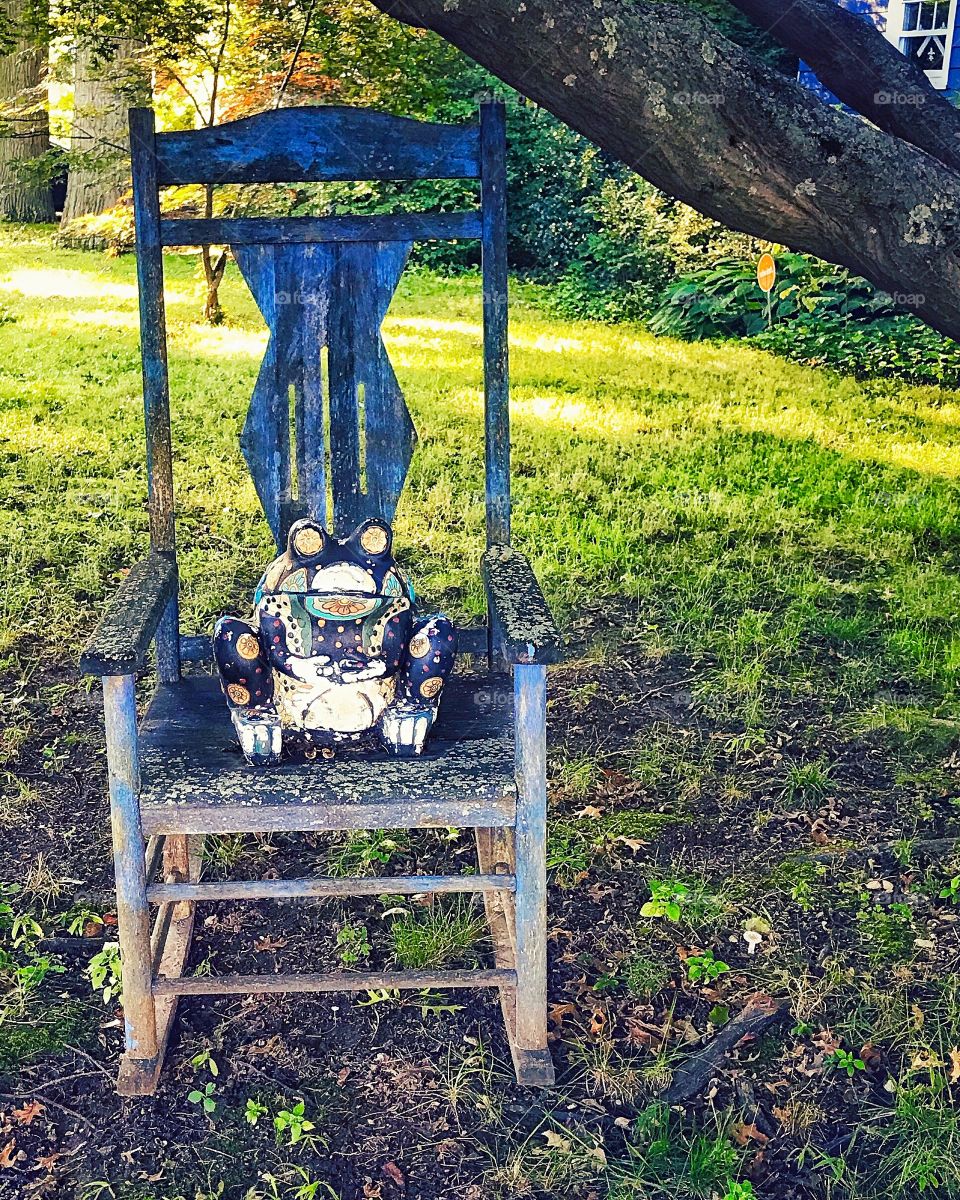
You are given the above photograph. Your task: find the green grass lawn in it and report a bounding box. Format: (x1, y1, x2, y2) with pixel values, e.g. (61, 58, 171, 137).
(3, 226, 960, 1199)
(3, 227, 960, 713)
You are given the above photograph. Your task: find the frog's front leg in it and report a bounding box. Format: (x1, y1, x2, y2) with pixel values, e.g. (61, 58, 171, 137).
(379, 614, 457, 757)
(213, 616, 282, 766)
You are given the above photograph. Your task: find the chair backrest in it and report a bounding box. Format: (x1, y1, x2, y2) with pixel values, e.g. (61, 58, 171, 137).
(129, 103, 510, 563)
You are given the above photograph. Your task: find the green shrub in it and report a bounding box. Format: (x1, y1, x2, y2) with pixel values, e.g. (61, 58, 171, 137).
(649, 250, 960, 385)
(751, 312, 960, 386)
(649, 252, 883, 340)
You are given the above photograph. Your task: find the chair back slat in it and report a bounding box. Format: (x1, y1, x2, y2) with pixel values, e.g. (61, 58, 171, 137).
(130, 102, 508, 585)
(160, 212, 482, 247)
(154, 107, 481, 185)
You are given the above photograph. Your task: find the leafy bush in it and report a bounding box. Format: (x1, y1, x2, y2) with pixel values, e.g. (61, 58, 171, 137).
(751, 312, 960, 386)
(649, 252, 884, 340)
(544, 174, 757, 323)
(649, 250, 960, 384)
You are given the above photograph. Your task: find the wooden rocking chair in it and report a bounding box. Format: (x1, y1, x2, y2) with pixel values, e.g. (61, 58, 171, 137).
(80, 102, 561, 1095)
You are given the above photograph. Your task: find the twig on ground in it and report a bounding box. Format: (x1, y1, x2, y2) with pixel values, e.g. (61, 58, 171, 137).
(663, 993, 788, 1104)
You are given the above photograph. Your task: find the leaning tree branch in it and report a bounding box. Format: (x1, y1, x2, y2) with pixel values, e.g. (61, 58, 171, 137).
(370, 0, 960, 340)
(727, 0, 960, 175)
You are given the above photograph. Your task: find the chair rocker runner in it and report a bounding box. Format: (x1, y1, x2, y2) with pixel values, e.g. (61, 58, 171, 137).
(80, 101, 562, 1095)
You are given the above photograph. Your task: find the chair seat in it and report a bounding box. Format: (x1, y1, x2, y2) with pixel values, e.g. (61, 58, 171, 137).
(138, 672, 517, 836)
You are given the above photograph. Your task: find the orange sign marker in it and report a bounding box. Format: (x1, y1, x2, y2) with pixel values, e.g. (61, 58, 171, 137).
(757, 253, 776, 293)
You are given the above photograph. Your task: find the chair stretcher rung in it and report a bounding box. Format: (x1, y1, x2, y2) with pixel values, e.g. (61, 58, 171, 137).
(147, 873, 516, 904)
(153, 968, 516, 996)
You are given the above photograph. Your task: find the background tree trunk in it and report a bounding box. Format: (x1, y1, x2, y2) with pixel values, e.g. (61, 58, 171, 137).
(0, 0, 53, 223)
(371, 0, 960, 341)
(61, 39, 142, 224)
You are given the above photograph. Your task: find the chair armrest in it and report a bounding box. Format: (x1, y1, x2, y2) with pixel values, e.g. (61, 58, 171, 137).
(80, 553, 177, 676)
(481, 545, 562, 665)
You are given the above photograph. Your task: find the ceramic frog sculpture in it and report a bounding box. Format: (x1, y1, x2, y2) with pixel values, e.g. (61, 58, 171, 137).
(213, 517, 456, 765)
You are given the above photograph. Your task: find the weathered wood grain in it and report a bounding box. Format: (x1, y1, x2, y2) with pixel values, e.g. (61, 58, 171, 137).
(160, 212, 481, 246)
(120, 834, 203, 1095)
(481, 545, 562, 665)
(513, 664, 549, 1054)
(129, 107, 180, 681)
(80, 554, 177, 676)
(136, 673, 517, 835)
(232, 244, 293, 545)
(147, 872, 516, 903)
(663, 994, 787, 1103)
(103, 674, 157, 1065)
(154, 968, 515, 996)
(150, 106, 481, 185)
(480, 100, 511, 549)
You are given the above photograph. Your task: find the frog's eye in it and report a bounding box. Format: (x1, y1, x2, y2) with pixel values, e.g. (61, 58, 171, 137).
(288, 519, 327, 560)
(352, 519, 392, 558)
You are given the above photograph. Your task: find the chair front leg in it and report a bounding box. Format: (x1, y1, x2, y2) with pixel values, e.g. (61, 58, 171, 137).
(103, 673, 158, 1064)
(513, 663, 548, 1053)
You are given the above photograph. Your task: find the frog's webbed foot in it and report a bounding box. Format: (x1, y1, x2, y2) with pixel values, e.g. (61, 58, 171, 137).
(380, 613, 456, 755)
(379, 698, 437, 757)
(214, 615, 280, 765)
(231, 705, 283, 767)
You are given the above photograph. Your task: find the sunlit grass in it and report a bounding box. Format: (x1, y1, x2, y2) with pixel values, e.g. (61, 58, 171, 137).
(1, 225, 959, 727)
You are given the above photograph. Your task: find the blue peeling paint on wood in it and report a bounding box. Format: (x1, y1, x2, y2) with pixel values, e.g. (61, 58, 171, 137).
(151, 106, 481, 186)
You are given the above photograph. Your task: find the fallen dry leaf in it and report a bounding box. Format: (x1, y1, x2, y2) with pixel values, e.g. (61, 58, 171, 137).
(574, 805, 604, 819)
(253, 935, 288, 952)
(547, 1002, 578, 1029)
(860, 1042, 882, 1069)
(0, 1141, 15, 1169)
(381, 1161, 405, 1188)
(950, 1048, 960, 1084)
(11, 1101, 43, 1126)
(542, 1130, 572, 1152)
(732, 1123, 769, 1147)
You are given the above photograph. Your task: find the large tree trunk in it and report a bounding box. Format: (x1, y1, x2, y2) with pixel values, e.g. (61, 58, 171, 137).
(371, 0, 960, 341)
(0, 0, 53, 222)
(61, 40, 142, 224)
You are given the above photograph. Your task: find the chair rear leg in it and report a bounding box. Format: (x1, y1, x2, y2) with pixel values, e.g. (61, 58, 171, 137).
(103, 675, 158, 1090)
(512, 665, 554, 1086)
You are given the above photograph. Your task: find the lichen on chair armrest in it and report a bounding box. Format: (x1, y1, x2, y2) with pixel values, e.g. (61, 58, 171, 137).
(481, 545, 562, 665)
(80, 553, 177, 676)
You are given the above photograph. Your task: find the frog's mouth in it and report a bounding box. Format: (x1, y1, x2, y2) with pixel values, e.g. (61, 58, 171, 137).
(261, 588, 400, 622)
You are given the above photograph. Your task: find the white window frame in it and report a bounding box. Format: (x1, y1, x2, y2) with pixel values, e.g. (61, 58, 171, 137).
(885, 0, 958, 88)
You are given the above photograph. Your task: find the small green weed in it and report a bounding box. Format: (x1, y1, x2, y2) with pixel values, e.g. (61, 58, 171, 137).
(274, 1100, 317, 1146)
(826, 1047, 866, 1078)
(856, 901, 916, 964)
(640, 879, 690, 922)
(188, 1081, 217, 1114)
(781, 758, 834, 809)
(335, 923, 371, 966)
(244, 1097, 269, 1126)
(624, 952, 671, 999)
(88, 942, 122, 1005)
(686, 950, 730, 984)
(327, 830, 409, 877)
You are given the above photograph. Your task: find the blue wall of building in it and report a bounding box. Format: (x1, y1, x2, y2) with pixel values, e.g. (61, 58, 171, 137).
(798, 0, 960, 102)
